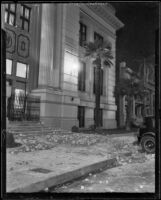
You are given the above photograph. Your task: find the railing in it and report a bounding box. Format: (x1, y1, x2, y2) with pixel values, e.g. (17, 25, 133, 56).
(7, 93, 40, 121)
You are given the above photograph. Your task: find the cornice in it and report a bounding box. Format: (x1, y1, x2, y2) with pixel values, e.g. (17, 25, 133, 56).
(106, 3, 116, 15)
(85, 5, 124, 31)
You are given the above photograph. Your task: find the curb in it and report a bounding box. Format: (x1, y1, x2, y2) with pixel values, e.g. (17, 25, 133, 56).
(108, 132, 137, 137)
(9, 158, 118, 193)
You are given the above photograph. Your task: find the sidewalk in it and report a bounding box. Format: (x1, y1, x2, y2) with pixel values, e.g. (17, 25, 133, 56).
(6, 129, 139, 193)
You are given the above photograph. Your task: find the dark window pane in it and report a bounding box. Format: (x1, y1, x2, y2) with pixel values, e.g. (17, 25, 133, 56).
(78, 62, 86, 91)
(78, 106, 85, 127)
(79, 22, 87, 47)
(94, 32, 103, 43)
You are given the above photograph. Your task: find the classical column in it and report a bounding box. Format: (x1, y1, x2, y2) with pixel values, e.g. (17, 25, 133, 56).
(38, 4, 56, 88)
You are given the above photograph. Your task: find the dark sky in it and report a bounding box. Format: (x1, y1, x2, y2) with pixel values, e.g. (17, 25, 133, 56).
(111, 2, 159, 71)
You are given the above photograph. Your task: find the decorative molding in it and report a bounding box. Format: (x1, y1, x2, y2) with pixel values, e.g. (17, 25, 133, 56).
(106, 3, 116, 14)
(81, 5, 124, 31)
(17, 34, 30, 58)
(5, 28, 16, 53)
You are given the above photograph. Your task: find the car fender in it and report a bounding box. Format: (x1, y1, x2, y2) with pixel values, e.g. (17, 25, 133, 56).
(142, 132, 155, 138)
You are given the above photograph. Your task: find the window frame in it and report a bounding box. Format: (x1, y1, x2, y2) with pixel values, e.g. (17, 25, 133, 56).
(6, 58, 13, 75)
(94, 32, 103, 43)
(5, 3, 17, 26)
(20, 4, 31, 32)
(16, 61, 29, 79)
(79, 22, 87, 47)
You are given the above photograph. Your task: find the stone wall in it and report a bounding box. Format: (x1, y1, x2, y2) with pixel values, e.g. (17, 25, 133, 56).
(31, 4, 123, 130)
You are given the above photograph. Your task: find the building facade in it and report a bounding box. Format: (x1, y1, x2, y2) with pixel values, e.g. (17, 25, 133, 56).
(118, 60, 155, 128)
(2, 3, 124, 130)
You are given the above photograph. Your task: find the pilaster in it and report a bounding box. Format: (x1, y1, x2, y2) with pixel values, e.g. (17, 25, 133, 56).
(38, 4, 56, 88)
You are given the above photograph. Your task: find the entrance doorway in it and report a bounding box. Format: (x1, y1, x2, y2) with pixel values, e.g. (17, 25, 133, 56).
(6, 60, 29, 120)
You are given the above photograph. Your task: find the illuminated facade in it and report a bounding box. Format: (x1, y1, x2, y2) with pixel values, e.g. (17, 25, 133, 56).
(2, 3, 124, 129)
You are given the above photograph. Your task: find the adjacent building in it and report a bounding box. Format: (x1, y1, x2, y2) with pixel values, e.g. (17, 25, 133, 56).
(117, 59, 155, 128)
(2, 3, 124, 130)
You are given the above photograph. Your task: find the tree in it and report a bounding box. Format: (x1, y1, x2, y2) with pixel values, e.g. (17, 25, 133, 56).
(115, 70, 148, 130)
(84, 40, 113, 127)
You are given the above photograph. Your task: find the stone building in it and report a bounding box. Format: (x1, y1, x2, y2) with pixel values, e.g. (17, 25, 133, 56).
(117, 60, 155, 128)
(2, 3, 123, 130)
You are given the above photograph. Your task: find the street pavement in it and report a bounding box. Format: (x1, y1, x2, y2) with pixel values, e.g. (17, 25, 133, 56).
(6, 128, 154, 193)
(52, 154, 155, 193)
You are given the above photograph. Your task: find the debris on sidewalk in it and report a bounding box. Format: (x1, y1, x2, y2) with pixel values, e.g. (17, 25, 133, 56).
(7, 130, 137, 155)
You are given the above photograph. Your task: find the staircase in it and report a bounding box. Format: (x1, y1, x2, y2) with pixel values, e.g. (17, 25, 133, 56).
(7, 121, 55, 135)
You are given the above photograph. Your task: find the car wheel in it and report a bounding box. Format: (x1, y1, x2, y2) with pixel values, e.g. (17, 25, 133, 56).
(140, 135, 155, 153)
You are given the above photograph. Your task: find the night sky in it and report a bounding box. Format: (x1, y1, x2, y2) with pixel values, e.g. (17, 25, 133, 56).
(111, 2, 159, 71)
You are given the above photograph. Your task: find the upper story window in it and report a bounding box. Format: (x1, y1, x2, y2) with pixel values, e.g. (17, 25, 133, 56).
(78, 62, 86, 92)
(79, 22, 87, 47)
(5, 4, 17, 26)
(94, 32, 103, 43)
(20, 4, 31, 32)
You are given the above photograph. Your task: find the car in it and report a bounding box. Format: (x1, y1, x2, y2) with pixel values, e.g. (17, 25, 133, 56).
(137, 116, 155, 153)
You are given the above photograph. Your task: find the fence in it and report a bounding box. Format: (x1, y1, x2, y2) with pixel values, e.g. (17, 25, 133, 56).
(7, 93, 40, 121)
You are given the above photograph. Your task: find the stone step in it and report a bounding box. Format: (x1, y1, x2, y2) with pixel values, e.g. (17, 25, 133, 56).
(9, 130, 54, 135)
(8, 126, 51, 130)
(8, 122, 42, 126)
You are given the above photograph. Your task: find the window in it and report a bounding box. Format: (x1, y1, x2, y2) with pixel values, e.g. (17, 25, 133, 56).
(79, 22, 87, 47)
(16, 62, 29, 78)
(78, 106, 85, 128)
(6, 59, 12, 75)
(94, 108, 103, 127)
(94, 32, 103, 43)
(93, 67, 103, 95)
(78, 62, 86, 91)
(5, 4, 17, 26)
(20, 4, 31, 32)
